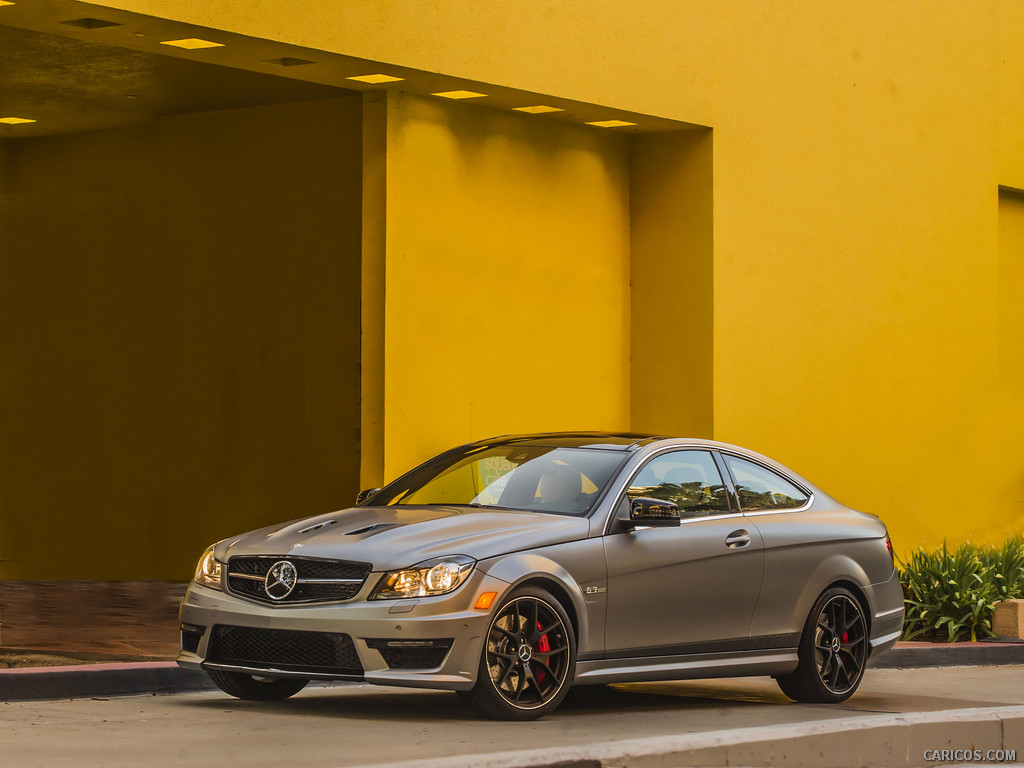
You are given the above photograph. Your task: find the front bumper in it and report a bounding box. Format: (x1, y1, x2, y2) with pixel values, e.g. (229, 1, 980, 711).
(176, 568, 510, 691)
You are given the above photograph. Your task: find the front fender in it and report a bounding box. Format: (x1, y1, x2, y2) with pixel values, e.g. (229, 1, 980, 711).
(479, 550, 596, 656)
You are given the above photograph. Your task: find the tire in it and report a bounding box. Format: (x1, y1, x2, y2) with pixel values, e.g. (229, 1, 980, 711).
(207, 669, 310, 701)
(459, 585, 576, 720)
(776, 586, 869, 703)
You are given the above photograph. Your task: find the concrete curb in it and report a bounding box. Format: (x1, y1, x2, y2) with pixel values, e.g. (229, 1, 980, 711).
(346, 706, 1024, 768)
(0, 662, 213, 701)
(870, 642, 1024, 669)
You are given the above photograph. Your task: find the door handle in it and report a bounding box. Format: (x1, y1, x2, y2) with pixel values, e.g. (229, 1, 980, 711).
(725, 530, 750, 548)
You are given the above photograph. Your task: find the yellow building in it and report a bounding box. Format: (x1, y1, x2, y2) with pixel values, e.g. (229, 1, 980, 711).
(1, 1, 1021, 579)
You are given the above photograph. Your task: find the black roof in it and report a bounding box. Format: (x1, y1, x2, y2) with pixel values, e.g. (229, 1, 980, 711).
(471, 431, 667, 451)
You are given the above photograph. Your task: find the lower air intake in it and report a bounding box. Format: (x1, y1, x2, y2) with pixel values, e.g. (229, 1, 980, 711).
(207, 625, 363, 676)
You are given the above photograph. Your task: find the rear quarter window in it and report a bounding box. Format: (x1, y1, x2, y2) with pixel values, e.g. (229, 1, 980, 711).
(723, 454, 809, 511)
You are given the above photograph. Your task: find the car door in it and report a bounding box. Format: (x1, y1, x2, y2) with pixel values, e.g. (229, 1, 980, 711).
(718, 451, 825, 640)
(602, 449, 765, 658)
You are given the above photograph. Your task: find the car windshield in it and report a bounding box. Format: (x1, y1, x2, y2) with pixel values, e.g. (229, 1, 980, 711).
(368, 445, 626, 516)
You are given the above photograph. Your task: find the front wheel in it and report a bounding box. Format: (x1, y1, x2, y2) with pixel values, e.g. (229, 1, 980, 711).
(207, 669, 309, 701)
(460, 585, 576, 720)
(776, 586, 868, 703)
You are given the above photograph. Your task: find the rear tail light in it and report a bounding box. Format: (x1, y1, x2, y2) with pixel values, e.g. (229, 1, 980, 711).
(885, 535, 895, 564)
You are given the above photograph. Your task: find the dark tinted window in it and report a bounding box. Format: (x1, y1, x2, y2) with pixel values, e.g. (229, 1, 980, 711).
(626, 450, 730, 518)
(724, 455, 809, 511)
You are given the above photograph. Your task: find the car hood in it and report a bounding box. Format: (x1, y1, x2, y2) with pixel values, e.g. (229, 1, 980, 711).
(215, 506, 590, 571)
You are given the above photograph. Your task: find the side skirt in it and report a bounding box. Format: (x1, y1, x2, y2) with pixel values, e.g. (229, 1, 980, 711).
(573, 648, 799, 686)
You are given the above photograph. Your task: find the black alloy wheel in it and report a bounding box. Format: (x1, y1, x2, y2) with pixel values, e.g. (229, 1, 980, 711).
(813, 592, 868, 694)
(775, 586, 868, 703)
(460, 585, 576, 720)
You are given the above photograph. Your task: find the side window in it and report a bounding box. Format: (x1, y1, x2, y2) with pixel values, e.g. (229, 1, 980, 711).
(626, 450, 731, 518)
(723, 455, 809, 511)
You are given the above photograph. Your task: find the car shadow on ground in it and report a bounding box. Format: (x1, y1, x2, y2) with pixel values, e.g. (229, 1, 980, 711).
(175, 680, 810, 723)
(174, 676, 1011, 722)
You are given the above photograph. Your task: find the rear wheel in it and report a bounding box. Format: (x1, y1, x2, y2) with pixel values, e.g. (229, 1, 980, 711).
(207, 669, 309, 701)
(460, 585, 576, 720)
(776, 586, 868, 703)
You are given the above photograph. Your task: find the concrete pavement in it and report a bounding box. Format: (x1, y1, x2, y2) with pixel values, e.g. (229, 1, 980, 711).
(2, 666, 1023, 767)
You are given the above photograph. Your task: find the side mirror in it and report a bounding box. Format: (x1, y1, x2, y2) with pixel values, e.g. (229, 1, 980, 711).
(355, 487, 382, 505)
(628, 497, 681, 527)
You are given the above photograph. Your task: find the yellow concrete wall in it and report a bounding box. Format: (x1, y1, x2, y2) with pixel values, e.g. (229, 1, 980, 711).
(996, 3, 1024, 190)
(375, 93, 630, 479)
(997, 189, 1024, 540)
(81, 0, 1024, 550)
(0, 97, 363, 579)
(359, 93, 389, 492)
(1000, 189, 1024, 392)
(630, 129, 714, 439)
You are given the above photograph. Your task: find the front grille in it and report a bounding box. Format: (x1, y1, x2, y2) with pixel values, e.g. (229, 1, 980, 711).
(227, 556, 372, 604)
(207, 625, 363, 675)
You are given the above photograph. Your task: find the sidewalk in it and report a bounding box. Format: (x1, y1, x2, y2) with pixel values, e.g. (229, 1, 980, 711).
(0, 579, 212, 699)
(0, 580, 183, 667)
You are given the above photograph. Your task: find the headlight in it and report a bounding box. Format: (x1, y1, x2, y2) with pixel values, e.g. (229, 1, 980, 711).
(370, 555, 475, 599)
(194, 546, 223, 590)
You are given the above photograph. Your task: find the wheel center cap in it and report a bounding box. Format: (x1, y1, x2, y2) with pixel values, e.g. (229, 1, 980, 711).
(517, 643, 533, 662)
(831, 637, 841, 653)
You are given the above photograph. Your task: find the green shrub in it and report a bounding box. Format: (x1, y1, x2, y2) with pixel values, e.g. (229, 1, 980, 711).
(986, 537, 1024, 601)
(898, 537, 1024, 642)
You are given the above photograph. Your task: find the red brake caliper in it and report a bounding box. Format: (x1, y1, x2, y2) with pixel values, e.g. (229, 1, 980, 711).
(536, 622, 550, 683)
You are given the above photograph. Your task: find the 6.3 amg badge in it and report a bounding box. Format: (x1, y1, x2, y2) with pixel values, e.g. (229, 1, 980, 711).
(264, 560, 298, 600)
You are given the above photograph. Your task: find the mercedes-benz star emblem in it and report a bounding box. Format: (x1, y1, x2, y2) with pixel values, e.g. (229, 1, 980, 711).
(264, 560, 298, 600)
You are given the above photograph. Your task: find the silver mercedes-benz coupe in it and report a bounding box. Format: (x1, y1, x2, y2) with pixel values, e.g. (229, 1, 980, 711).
(178, 432, 904, 719)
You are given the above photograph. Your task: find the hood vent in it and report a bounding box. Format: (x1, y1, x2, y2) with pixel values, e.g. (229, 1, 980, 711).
(345, 523, 398, 536)
(297, 520, 336, 534)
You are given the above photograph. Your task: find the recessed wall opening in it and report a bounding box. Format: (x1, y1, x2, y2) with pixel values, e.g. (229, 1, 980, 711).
(999, 186, 1024, 392)
(0, 27, 364, 579)
(1, 16, 712, 580)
